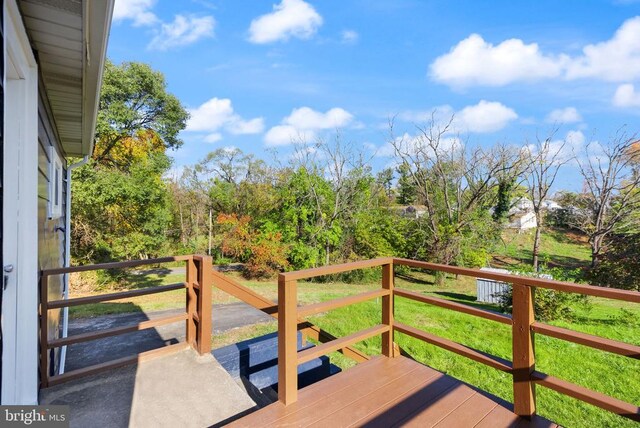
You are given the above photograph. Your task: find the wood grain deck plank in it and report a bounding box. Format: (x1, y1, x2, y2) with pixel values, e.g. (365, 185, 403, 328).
(228, 357, 410, 427)
(473, 405, 521, 428)
(307, 364, 441, 427)
(231, 356, 558, 428)
(391, 384, 476, 427)
(348, 371, 459, 427)
(271, 360, 426, 427)
(432, 392, 499, 427)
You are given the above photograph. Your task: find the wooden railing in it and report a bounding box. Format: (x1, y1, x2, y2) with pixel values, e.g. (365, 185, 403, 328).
(39, 255, 213, 387)
(277, 257, 640, 423)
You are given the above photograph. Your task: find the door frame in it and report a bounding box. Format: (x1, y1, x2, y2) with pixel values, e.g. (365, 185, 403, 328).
(2, 0, 39, 405)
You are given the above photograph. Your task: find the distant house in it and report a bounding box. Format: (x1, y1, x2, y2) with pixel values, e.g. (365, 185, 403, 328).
(542, 200, 563, 211)
(508, 211, 537, 231)
(508, 197, 534, 215)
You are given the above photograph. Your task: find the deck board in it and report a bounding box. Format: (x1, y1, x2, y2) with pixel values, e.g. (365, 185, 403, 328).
(230, 356, 557, 428)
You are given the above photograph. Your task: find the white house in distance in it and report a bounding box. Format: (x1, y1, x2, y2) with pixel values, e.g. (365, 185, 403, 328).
(2, 0, 113, 404)
(504, 197, 563, 232)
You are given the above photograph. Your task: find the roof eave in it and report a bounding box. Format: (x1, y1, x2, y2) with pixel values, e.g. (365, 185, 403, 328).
(79, 0, 114, 158)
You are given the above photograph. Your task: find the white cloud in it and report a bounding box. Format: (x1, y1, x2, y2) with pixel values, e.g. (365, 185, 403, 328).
(430, 16, 640, 88)
(566, 16, 640, 81)
(265, 125, 314, 147)
(341, 30, 359, 44)
(204, 133, 222, 143)
(613, 83, 640, 107)
(265, 106, 354, 146)
(430, 34, 566, 87)
(545, 107, 582, 123)
(186, 98, 265, 141)
(249, 0, 323, 44)
(284, 107, 353, 129)
(396, 102, 517, 134)
(113, 0, 158, 26)
(227, 118, 266, 135)
(456, 101, 518, 133)
(149, 15, 215, 50)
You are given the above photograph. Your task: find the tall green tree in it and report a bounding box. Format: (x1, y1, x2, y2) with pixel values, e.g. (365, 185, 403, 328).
(93, 60, 189, 169)
(71, 60, 188, 262)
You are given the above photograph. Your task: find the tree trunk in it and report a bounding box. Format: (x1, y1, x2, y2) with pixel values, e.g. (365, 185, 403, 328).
(532, 211, 542, 271)
(591, 235, 602, 268)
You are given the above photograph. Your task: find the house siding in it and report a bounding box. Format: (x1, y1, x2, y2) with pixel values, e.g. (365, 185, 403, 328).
(37, 85, 66, 375)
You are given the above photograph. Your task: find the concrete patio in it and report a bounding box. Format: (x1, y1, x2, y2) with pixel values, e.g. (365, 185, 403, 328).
(40, 348, 257, 428)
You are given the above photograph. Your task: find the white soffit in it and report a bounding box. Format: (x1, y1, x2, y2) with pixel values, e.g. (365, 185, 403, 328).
(19, 0, 113, 157)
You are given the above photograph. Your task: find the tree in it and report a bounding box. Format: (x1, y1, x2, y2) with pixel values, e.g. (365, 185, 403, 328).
(72, 60, 188, 262)
(591, 232, 640, 290)
(389, 116, 522, 271)
(72, 153, 173, 261)
(376, 168, 394, 201)
(396, 163, 416, 205)
(574, 130, 640, 267)
(523, 130, 569, 270)
(93, 60, 189, 169)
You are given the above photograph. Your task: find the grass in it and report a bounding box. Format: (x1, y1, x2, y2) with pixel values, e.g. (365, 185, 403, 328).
(67, 228, 639, 426)
(494, 228, 592, 269)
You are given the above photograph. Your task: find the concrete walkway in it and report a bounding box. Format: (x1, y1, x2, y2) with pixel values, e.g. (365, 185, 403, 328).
(65, 302, 273, 371)
(40, 349, 257, 428)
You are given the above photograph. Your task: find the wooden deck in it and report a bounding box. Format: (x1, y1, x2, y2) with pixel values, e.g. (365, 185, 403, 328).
(231, 356, 558, 428)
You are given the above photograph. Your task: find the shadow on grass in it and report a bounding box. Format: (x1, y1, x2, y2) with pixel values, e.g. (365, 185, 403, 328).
(497, 248, 588, 269)
(395, 272, 435, 285)
(69, 302, 145, 319)
(102, 266, 176, 290)
(432, 291, 505, 313)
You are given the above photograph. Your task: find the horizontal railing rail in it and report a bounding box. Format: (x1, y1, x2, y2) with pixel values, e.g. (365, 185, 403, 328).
(276, 257, 640, 423)
(39, 255, 212, 388)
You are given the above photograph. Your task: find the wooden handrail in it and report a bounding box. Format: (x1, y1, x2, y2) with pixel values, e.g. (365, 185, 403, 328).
(48, 343, 190, 387)
(211, 268, 369, 363)
(47, 283, 188, 309)
(394, 322, 513, 372)
(279, 257, 393, 281)
(531, 322, 640, 359)
(275, 257, 640, 423)
(394, 288, 513, 325)
(297, 324, 390, 365)
(531, 371, 640, 422)
(277, 261, 396, 406)
(40, 254, 213, 388)
(298, 289, 390, 317)
(394, 258, 640, 303)
(48, 313, 189, 348)
(42, 255, 192, 275)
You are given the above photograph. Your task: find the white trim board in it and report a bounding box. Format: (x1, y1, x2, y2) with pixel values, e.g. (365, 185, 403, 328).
(2, 0, 40, 405)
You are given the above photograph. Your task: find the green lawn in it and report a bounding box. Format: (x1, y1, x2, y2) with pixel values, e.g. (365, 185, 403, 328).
(495, 228, 592, 269)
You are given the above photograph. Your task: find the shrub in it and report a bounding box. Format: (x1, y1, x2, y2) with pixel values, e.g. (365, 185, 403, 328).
(497, 266, 589, 321)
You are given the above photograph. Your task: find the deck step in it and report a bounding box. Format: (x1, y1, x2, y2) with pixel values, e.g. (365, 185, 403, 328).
(212, 332, 341, 392)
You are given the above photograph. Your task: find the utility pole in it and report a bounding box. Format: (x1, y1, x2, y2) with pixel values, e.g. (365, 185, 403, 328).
(208, 208, 213, 256)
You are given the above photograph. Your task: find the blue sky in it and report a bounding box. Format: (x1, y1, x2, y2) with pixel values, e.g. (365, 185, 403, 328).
(108, 0, 640, 190)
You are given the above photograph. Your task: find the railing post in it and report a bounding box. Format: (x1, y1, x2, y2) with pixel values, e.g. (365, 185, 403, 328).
(512, 283, 536, 418)
(278, 275, 298, 405)
(185, 256, 197, 348)
(382, 262, 395, 357)
(195, 255, 213, 355)
(39, 273, 49, 388)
